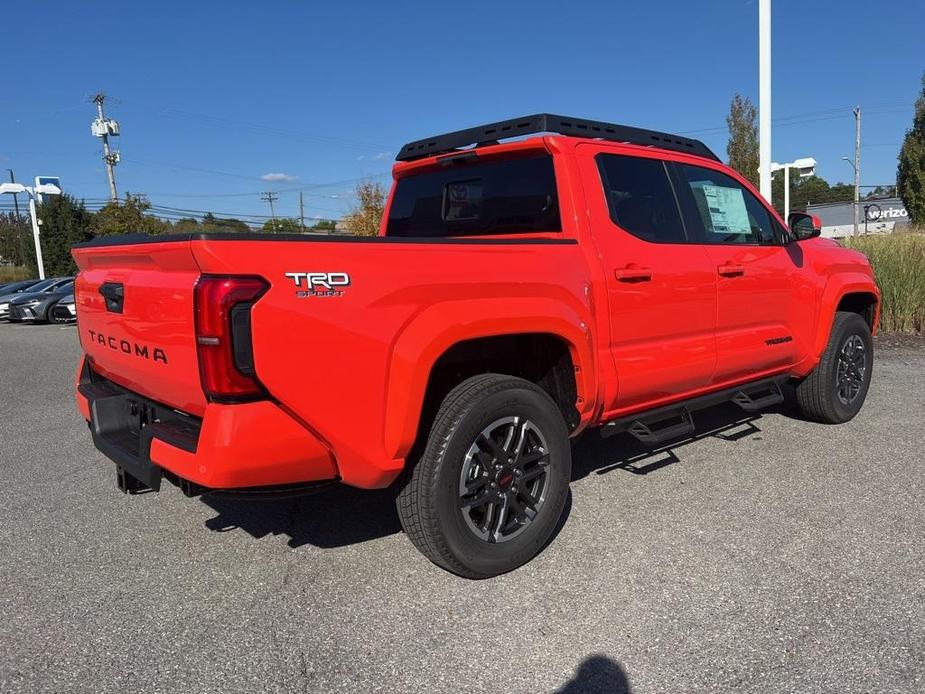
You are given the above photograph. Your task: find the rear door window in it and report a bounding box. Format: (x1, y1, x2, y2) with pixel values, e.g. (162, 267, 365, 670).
(386, 155, 560, 237)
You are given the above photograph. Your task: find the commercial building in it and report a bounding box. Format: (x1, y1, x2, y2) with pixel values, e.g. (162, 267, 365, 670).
(806, 197, 910, 238)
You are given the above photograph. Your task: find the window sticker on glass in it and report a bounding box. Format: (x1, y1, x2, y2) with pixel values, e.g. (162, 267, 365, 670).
(690, 182, 751, 235)
(443, 180, 483, 222)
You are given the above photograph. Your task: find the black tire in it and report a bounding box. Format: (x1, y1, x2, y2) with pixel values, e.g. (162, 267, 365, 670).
(396, 374, 571, 578)
(795, 311, 873, 424)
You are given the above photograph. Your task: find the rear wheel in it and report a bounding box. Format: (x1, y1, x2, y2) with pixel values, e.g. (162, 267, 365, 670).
(396, 374, 571, 578)
(795, 311, 873, 424)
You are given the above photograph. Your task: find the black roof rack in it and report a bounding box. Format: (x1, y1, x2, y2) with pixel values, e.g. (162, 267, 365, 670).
(396, 113, 719, 163)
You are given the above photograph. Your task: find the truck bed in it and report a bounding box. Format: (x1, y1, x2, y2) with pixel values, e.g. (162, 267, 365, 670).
(72, 232, 594, 488)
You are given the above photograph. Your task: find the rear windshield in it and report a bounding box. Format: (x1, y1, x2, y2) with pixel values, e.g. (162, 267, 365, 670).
(386, 154, 561, 237)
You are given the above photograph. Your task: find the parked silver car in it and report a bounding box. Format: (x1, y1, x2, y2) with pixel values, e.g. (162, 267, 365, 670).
(4, 278, 74, 322)
(0, 278, 53, 319)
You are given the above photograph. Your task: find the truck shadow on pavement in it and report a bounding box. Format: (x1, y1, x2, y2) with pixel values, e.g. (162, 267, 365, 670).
(201, 485, 403, 549)
(556, 655, 631, 694)
(200, 399, 793, 550)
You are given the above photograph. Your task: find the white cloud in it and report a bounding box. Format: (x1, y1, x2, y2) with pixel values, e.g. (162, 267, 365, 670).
(372, 151, 392, 161)
(261, 172, 297, 182)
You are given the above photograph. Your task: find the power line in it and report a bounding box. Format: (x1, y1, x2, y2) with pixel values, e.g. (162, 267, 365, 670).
(157, 108, 392, 153)
(679, 104, 910, 136)
(138, 171, 389, 199)
(122, 156, 269, 182)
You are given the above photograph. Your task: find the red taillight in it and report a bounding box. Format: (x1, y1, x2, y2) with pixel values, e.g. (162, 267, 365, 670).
(194, 275, 268, 402)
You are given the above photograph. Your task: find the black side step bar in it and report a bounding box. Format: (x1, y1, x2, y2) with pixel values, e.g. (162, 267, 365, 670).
(731, 381, 784, 412)
(603, 375, 788, 443)
(626, 408, 695, 446)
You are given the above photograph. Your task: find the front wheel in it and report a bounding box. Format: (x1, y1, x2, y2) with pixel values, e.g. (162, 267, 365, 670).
(795, 311, 874, 424)
(396, 374, 571, 578)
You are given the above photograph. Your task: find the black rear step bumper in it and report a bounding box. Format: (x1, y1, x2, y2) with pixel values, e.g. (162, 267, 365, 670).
(79, 360, 338, 498)
(79, 360, 201, 493)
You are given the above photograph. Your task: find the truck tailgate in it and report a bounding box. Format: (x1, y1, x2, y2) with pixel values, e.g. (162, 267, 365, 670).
(73, 239, 207, 416)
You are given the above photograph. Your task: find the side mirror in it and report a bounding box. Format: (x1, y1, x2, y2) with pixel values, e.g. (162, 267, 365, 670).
(788, 212, 822, 241)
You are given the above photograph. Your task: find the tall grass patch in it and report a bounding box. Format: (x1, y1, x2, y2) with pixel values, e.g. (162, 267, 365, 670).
(845, 231, 925, 333)
(0, 266, 30, 283)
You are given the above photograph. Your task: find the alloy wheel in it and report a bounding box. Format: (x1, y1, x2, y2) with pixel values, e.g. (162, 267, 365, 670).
(458, 416, 551, 543)
(836, 334, 868, 405)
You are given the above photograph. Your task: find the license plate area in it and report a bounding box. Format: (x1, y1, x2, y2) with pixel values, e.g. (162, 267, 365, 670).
(88, 389, 163, 492)
(79, 361, 201, 493)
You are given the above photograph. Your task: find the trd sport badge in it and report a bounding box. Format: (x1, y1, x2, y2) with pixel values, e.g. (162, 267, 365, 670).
(285, 272, 351, 297)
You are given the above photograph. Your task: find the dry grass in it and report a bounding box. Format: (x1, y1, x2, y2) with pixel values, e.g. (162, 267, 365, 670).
(844, 230, 925, 334)
(0, 266, 31, 283)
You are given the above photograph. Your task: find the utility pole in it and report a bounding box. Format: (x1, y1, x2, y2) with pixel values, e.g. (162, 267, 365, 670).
(92, 93, 120, 201)
(261, 191, 278, 231)
(299, 191, 305, 231)
(758, 0, 772, 201)
(853, 106, 861, 237)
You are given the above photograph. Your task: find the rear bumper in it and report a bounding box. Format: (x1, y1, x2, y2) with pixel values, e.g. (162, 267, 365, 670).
(76, 357, 339, 491)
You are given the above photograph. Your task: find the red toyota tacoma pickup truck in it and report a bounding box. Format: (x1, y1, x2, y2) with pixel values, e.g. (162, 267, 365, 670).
(72, 114, 880, 578)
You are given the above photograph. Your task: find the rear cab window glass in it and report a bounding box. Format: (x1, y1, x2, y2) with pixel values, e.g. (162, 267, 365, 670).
(596, 154, 686, 243)
(386, 154, 560, 237)
(675, 163, 777, 244)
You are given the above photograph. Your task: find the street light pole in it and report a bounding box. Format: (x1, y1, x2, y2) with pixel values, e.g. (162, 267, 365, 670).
(27, 195, 45, 280)
(1, 179, 61, 280)
(759, 0, 772, 201)
(771, 158, 816, 222)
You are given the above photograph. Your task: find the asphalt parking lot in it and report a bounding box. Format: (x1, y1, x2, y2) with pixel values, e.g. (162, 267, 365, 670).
(1, 323, 923, 694)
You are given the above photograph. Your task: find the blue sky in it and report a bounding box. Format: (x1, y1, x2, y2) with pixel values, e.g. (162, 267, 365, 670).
(2, 1, 923, 225)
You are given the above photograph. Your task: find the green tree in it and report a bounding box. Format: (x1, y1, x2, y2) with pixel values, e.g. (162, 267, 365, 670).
(767, 174, 858, 216)
(897, 71, 925, 225)
(92, 194, 172, 236)
(309, 219, 337, 232)
(864, 185, 897, 200)
(173, 217, 201, 232)
(0, 212, 31, 267)
(261, 217, 302, 233)
(726, 93, 759, 188)
(199, 213, 252, 233)
(35, 194, 94, 276)
(341, 180, 385, 237)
